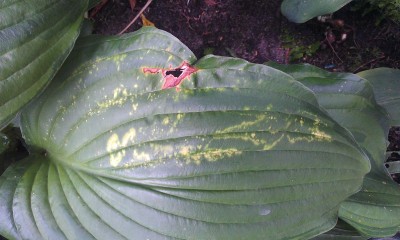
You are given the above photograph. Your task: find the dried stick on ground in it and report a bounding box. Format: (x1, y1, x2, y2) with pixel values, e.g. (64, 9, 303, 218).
(118, 0, 153, 35)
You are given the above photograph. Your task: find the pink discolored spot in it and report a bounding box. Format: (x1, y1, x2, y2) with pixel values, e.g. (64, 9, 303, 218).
(143, 62, 198, 91)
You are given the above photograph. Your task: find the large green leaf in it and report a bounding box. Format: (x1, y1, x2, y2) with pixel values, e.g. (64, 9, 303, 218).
(281, 0, 353, 23)
(358, 68, 400, 126)
(268, 62, 400, 237)
(0, 28, 370, 239)
(0, 0, 88, 129)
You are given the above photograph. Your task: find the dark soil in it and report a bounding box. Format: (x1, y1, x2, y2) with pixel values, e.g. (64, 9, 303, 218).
(387, 127, 400, 184)
(91, 0, 400, 72)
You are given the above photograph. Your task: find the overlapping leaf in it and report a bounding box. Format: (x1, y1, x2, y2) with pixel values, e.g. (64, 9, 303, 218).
(358, 68, 400, 126)
(1, 28, 370, 239)
(268, 62, 400, 237)
(0, 0, 88, 129)
(281, 0, 353, 23)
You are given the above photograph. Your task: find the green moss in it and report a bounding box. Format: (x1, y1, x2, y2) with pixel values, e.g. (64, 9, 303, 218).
(281, 29, 321, 62)
(354, 0, 400, 24)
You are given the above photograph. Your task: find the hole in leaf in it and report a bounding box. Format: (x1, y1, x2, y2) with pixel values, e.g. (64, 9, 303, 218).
(166, 69, 184, 78)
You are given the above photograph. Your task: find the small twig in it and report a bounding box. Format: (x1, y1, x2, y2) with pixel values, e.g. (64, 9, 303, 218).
(118, 0, 153, 35)
(325, 38, 343, 63)
(89, 0, 109, 18)
(352, 55, 386, 73)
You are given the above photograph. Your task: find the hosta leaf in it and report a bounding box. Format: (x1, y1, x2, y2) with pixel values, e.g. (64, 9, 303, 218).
(281, 0, 353, 23)
(268, 62, 400, 237)
(1, 28, 370, 239)
(358, 68, 400, 126)
(0, 0, 88, 129)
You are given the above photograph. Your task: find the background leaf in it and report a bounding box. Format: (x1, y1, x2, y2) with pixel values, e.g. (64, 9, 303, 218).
(281, 0, 353, 23)
(1, 28, 370, 239)
(268, 62, 400, 237)
(0, 0, 88, 129)
(358, 68, 400, 126)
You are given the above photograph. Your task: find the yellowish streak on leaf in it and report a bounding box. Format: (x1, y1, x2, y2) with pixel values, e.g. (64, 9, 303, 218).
(96, 86, 131, 114)
(113, 54, 127, 72)
(185, 148, 242, 165)
(106, 128, 137, 167)
(122, 128, 137, 146)
(162, 117, 170, 125)
(216, 115, 267, 134)
(106, 133, 124, 167)
(133, 150, 151, 162)
(179, 146, 191, 156)
(263, 134, 285, 150)
(132, 103, 139, 111)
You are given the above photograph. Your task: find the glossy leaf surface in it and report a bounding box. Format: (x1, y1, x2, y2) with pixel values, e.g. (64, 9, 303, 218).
(268, 62, 400, 237)
(0, 28, 370, 239)
(0, 0, 88, 129)
(358, 68, 400, 126)
(281, 0, 353, 23)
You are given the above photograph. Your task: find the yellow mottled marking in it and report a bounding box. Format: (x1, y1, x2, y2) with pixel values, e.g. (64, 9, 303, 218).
(309, 119, 332, 141)
(299, 118, 305, 126)
(97, 86, 131, 112)
(263, 134, 285, 150)
(216, 115, 266, 134)
(132, 103, 139, 111)
(162, 117, 170, 125)
(155, 145, 174, 157)
(122, 128, 136, 146)
(133, 150, 151, 161)
(113, 88, 121, 98)
(107, 133, 125, 167)
(113, 54, 127, 72)
(184, 148, 242, 165)
(106, 128, 137, 167)
(311, 128, 332, 141)
(179, 146, 191, 156)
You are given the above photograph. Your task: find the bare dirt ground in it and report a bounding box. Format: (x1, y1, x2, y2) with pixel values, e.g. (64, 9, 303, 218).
(91, 0, 400, 72)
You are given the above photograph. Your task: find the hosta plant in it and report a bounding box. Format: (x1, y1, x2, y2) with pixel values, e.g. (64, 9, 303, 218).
(0, 27, 376, 239)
